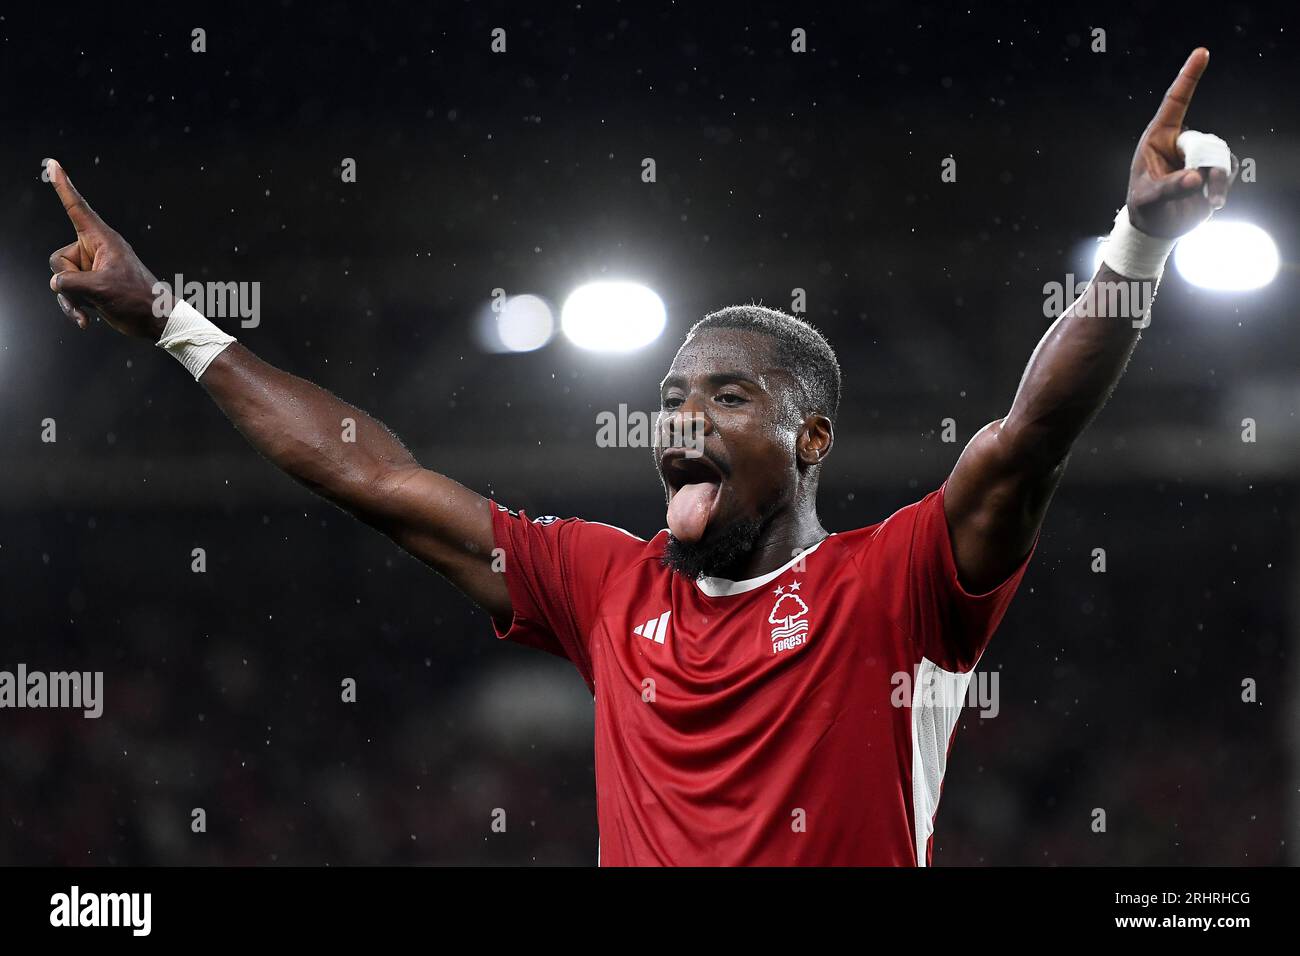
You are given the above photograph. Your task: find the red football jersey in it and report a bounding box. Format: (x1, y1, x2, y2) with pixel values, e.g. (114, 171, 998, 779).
(489, 480, 1034, 866)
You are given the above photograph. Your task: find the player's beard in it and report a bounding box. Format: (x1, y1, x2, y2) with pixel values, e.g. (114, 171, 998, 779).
(660, 501, 778, 580)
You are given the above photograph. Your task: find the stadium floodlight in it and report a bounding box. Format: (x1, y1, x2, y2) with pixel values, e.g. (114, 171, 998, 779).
(1173, 220, 1279, 291)
(496, 294, 555, 352)
(1089, 219, 1278, 293)
(561, 281, 666, 352)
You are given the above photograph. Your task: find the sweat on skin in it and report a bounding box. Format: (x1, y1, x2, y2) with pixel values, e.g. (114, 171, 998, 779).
(657, 326, 832, 579)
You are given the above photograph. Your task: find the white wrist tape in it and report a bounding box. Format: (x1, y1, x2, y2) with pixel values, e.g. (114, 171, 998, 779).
(156, 300, 236, 380)
(1099, 205, 1177, 280)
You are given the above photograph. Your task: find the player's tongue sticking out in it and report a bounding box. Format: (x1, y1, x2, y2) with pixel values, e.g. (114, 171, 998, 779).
(667, 481, 720, 542)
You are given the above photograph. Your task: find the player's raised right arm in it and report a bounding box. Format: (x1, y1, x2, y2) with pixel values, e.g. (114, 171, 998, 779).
(44, 161, 511, 625)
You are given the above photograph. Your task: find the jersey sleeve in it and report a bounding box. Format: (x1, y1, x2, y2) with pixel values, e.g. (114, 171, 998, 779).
(487, 503, 647, 692)
(859, 479, 1037, 673)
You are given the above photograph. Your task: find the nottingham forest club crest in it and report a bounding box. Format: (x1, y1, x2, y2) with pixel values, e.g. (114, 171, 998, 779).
(768, 582, 812, 655)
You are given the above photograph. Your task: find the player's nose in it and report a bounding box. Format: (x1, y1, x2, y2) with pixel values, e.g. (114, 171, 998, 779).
(656, 401, 714, 455)
(675, 395, 715, 439)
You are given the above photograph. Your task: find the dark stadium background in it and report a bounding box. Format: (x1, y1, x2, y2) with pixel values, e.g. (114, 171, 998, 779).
(0, 1, 1294, 865)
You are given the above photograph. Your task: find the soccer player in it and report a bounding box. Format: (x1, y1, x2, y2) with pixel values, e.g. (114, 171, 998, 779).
(45, 50, 1233, 865)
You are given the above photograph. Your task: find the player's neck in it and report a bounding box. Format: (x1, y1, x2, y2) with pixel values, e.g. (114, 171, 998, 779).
(717, 508, 828, 582)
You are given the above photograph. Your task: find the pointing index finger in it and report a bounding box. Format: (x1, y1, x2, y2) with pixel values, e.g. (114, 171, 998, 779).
(1152, 47, 1209, 130)
(48, 160, 106, 235)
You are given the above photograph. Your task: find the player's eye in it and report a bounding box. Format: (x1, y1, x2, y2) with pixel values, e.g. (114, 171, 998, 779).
(715, 392, 746, 406)
(661, 395, 684, 409)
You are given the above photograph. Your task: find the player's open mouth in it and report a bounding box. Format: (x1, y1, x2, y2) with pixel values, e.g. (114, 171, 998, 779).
(661, 450, 725, 543)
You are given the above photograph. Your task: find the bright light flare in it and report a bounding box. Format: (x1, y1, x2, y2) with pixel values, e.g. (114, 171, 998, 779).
(496, 294, 555, 352)
(1174, 220, 1279, 291)
(561, 281, 666, 352)
(475, 294, 556, 353)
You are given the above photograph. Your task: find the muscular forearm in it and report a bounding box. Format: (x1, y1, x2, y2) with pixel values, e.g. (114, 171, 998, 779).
(1002, 264, 1150, 471)
(42, 161, 509, 620)
(198, 342, 418, 515)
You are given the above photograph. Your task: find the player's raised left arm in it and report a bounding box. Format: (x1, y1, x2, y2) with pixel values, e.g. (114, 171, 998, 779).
(943, 47, 1234, 593)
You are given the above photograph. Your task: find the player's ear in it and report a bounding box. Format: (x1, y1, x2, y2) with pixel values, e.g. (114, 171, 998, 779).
(797, 414, 833, 469)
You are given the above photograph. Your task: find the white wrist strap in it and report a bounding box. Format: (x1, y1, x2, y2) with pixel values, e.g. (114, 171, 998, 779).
(1099, 205, 1177, 280)
(156, 300, 236, 380)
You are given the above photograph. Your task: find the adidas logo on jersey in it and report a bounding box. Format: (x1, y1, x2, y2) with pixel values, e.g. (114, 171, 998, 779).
(633, 610, 670, 645)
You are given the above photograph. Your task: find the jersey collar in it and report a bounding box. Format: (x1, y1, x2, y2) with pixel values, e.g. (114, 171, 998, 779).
(693, 535, 832, 598)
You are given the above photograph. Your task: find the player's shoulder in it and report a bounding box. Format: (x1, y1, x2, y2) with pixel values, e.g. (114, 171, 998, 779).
(498, 503, 662, 559)
(832, 486, 945, 560)
(559, 519, 668, 584)
(582, 518, 663, 552)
